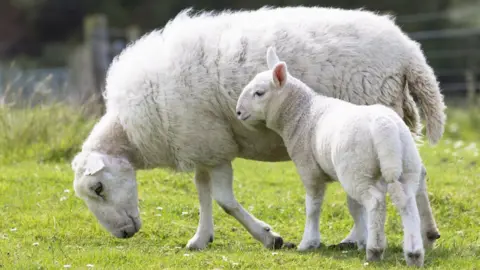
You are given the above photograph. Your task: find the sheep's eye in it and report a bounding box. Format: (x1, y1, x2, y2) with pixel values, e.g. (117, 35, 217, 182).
(254, 91, 264, 97)
(93, 182, 103, 196)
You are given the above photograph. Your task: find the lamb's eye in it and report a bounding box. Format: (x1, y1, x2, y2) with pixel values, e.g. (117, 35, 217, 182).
(254, 91, 264, 97)
(93, 182, 103, 196)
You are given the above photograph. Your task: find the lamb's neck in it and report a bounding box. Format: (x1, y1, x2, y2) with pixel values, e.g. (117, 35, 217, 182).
(265, 80, 319, 149)
(82, 113, 144, 169)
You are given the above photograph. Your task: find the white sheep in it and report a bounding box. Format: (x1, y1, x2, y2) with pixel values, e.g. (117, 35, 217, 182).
(236, 46, 429, 266)
(71, 6, 442, 251)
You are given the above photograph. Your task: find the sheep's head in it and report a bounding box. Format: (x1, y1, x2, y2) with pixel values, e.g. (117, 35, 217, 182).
(236, 46, 289, 123)
(71, 151, 141, 239)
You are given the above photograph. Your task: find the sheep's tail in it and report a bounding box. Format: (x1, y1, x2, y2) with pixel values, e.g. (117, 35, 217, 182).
(406, 44, 447, 145)
(370, 116, 403, 183)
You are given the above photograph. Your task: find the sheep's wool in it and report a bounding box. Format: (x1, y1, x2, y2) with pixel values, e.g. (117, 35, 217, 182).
(102, 6, 445, 171)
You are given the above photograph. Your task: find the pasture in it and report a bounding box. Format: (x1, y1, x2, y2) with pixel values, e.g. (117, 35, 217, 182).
(0, 104, 479, 269)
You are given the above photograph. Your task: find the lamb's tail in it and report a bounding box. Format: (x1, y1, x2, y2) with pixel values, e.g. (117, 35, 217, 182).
(406, 43, 447, 145)
(370, 116, 403, 183)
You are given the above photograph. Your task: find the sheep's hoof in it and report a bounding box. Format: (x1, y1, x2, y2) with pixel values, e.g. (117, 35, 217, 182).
(423, 231, 440, 249)
(366, 248, 385, 262)
(328, 241, 357, 250)
(186, 234, 213, 250)
(297, 239, 323, 251)
(405, 251, 425, 267)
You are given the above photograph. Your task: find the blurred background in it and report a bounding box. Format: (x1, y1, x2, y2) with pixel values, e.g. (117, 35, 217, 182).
(0, 0, 479, 163)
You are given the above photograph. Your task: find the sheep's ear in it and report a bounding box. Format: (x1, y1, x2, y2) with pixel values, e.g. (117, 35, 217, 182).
(84, 154, 106, 176)
(272, 62, 288, 88)
(266, 46, 280, 69)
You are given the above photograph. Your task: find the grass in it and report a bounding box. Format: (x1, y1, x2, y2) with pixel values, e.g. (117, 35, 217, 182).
(0, 103, 479, 269)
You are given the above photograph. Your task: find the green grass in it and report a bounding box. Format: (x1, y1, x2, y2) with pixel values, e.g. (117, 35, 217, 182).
(0, 106, 479, 269)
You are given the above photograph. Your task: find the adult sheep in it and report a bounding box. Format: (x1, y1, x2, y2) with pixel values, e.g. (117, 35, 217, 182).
(71, 6, 445, 251)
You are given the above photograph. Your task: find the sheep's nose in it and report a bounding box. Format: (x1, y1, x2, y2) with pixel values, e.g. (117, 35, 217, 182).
(236, 111, 242, 116)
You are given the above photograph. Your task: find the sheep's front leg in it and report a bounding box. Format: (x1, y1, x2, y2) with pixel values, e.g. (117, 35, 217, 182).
(417, 165, 440, 249)
(186, 166, 214, 250)
(297, 169, 327, 251)
(210, 162, 283, 249)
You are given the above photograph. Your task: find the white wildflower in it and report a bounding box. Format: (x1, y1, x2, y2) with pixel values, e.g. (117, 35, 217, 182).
(449, 123, 459, 133)
(10, 228, 17, 232)
(64, 189, 70, 193)
(64, 265, 71, 268)
(181, 211, 189, 215)
(453, 140, 464, 149)
(32, 242, 39, 246)
(86, 264, 94, 268)
(60, 196, 67, 202)
(156, 207, 163, 210)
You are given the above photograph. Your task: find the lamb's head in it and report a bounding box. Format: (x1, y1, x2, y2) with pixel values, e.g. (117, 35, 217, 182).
(236, 46, 289, 123)
(71, 151, 141, 239)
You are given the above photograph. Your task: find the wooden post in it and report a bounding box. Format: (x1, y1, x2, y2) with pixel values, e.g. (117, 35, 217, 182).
(83, 14, 109, 114)
(126, 25, 141, 43)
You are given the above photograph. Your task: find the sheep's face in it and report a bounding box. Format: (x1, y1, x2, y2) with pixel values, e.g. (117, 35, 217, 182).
(71, 152, 141, 239)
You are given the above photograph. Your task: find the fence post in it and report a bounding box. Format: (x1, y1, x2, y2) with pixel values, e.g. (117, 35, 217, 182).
(84, 14, 109, 115)
(465, 69, 477, 108)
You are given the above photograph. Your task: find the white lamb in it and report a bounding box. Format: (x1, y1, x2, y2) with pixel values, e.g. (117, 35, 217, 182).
(71, 6, 442, 251)
(236, 46, 429, 266)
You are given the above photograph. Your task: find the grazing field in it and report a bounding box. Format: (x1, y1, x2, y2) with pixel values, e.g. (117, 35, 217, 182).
(0, 104, 479, 269)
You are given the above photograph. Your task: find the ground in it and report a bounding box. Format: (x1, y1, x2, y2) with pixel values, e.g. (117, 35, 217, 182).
(0, 106, 479, 269)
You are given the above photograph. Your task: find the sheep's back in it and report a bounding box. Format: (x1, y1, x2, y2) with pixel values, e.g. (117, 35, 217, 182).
(103, 6, 421, 170)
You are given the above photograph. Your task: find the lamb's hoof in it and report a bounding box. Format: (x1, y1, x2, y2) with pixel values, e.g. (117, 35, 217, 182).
(297, 239, 322, 252)
(186, 234, 213, 250)
(405, 251, 425, 267)
(366, 248, 385, 262)
(328, 241, 357, 250)
(283, 242, 297, 249)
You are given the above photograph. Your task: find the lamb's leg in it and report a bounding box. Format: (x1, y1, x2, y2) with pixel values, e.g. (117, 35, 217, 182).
(210, 162, 283, 249)
(297, 180, 326, 251)
(186, 166, 214, 250)
(342, 196, 368, 250)
(417, 165, 440, 249)
(388, 174, 425, 267)
(362, 185, 388, 262)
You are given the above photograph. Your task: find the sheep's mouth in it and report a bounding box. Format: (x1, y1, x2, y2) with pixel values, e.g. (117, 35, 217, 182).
(240, 114, 251, 121)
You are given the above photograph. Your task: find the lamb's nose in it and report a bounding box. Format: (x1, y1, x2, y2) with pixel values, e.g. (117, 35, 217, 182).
(236, 111, 242, 116)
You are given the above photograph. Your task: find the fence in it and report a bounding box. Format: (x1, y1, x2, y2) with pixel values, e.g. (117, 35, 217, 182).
(1, 11, 479, 109)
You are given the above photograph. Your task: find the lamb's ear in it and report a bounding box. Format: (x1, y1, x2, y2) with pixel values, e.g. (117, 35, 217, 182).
(272, 61, 288, 88)
(84, 154, 106, 176)
(266, 46, 280, 69)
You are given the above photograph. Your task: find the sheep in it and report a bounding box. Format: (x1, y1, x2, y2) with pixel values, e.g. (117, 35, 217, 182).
(71, 6, 443, 251)
(235, 46, 431, 266)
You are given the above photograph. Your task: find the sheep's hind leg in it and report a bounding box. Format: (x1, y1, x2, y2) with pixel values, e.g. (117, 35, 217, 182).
(417, 165, 440, 249)
(186, 166, 214, 250)
(210, 162, 283, 249)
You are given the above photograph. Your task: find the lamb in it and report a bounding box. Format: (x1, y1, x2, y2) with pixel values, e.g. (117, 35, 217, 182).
(236, 46, 431, 266)
(71, 6, 442, 251)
